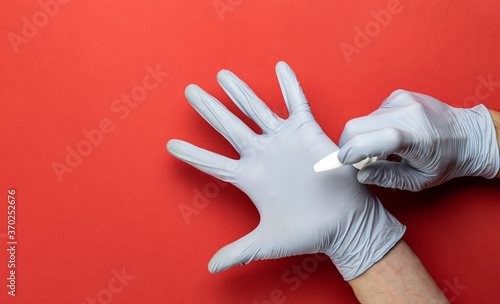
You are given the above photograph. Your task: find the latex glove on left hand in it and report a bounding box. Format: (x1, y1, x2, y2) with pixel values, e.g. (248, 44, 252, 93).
(167, 62, 405, 280)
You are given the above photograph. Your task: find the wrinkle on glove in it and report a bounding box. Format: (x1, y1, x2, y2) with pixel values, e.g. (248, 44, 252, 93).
(338, 90, 500, 192)
(167, 62, 405, 280)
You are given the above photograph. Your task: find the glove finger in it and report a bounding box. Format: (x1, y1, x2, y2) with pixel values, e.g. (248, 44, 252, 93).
(381, 89, 419, 108)
(208, 229, 266, 273)
(339, 111, 407, 147)
(338, 127, 415, 165)
(217, 70, 282, 134)
(275, 61, 311, 117)
(167, 139, 238, 183)
(185, 84, 256, 153)
(339, 90, 422, 147)
(357, 160, 425, 192)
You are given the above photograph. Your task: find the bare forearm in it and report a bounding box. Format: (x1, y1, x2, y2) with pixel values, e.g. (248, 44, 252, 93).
(348, 240, 449, 304)
(488, 109, 500, 178)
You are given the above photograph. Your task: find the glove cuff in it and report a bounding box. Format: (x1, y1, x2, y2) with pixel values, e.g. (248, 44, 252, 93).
(452, 104, 500, 179)
(328, 195, 406, 281)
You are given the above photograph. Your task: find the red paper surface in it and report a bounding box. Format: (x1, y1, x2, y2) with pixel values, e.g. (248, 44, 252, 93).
(1, 1, 500, 303)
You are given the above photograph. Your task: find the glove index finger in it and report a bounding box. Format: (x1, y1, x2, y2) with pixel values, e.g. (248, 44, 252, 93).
(337, 127, 413, 165)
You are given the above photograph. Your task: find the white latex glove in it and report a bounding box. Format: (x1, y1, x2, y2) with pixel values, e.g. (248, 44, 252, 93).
(338, 90, 500, 192)
(167, 62, 405, 280)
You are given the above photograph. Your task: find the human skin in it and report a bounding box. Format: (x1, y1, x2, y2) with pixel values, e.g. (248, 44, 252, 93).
(348, 240, 449, 304)
(489, 109, 500, 177)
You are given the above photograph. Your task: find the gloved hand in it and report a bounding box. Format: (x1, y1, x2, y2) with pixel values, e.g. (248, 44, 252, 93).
(167, 62, 405, 280)
(338, 90, 500, 192)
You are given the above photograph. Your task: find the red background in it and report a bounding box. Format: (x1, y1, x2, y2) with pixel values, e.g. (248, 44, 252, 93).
(1, 0, 500, 303)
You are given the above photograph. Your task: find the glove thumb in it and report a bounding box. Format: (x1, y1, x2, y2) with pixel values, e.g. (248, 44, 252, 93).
(357, 161, 424, 192)
(208, 229, 265, 273)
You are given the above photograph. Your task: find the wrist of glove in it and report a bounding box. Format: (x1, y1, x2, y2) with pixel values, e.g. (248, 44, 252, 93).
(450, 104, 500, 179)
(326, 193, 405, 280)
(167, 62, 405, 281)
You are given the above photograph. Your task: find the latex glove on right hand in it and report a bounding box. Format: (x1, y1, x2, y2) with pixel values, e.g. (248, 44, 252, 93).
(338, 90, 500, 192)
(168, 62, 405, 280)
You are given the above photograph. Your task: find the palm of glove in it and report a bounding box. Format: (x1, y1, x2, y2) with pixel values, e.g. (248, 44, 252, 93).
(228, 102, 368, 266)
(168, 62, 404, 279)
